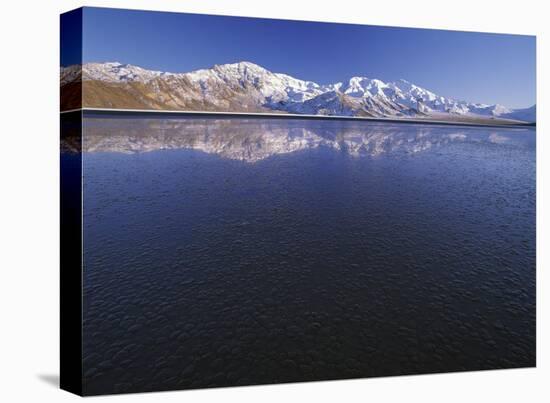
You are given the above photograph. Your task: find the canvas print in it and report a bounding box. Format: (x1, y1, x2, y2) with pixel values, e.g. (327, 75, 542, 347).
(60, 7, 536, 396)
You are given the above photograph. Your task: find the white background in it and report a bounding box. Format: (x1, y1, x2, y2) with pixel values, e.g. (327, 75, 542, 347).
(0, 0, 547, 401)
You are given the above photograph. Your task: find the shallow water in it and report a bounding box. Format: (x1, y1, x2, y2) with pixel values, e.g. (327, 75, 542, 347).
(76, 116, 536, 394)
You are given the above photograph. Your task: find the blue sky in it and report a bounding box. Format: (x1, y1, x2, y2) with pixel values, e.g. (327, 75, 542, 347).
(73, 7, 535, 108)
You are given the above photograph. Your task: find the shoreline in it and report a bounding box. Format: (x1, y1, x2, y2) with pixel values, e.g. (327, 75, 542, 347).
(61, 107, 536, 129)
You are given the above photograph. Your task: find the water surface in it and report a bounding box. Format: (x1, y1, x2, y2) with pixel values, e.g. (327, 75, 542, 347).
(77, 116, 536, 394)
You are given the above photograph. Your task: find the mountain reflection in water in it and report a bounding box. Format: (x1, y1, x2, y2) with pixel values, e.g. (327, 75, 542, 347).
(77, 117, 535, 162)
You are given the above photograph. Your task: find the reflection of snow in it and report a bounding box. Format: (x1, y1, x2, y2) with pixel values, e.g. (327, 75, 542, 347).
(77, 118, 532, 163)
(488, 133, 510, 144)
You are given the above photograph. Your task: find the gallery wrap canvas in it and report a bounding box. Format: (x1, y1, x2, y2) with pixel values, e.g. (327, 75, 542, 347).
(60, 6, 536, 396)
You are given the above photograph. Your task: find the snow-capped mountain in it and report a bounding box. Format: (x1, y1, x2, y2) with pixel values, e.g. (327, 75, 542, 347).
(62, 62, 171, 83)
(60, 61, 536, 123)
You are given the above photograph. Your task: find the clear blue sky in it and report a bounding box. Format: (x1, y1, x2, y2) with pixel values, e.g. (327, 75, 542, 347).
(73, 7, 536, 108)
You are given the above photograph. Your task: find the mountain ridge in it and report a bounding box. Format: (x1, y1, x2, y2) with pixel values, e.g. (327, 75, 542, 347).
(60, 61, 536, 123)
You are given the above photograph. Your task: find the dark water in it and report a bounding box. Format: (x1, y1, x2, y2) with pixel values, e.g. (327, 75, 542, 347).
(77, 116, 536, 395)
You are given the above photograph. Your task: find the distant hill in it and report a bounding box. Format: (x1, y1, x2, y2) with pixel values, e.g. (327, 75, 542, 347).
(60, 61, 536, 124)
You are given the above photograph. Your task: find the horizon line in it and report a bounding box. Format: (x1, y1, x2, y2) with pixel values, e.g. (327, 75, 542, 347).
(60, 107, 536, 129)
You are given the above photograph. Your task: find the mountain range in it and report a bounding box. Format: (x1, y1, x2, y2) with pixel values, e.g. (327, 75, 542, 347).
(60, 61, 536, 123)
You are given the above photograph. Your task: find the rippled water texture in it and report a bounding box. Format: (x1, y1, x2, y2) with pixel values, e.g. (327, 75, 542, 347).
(77, 116, 536, 395)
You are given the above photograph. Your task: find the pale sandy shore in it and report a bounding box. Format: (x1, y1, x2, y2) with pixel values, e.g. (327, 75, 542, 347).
(61, 107, 536, 129)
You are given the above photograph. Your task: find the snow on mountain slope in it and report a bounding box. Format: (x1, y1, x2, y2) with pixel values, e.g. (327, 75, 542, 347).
(60, 65, 82, 85)
(82, 62, 171, 83)
(183, 61, 328, 103)
(60, 61, 536, 122)
(341, 77, 389, 97)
